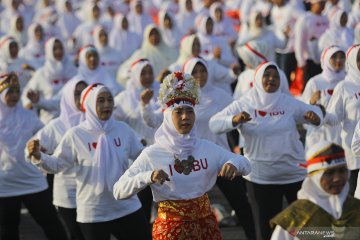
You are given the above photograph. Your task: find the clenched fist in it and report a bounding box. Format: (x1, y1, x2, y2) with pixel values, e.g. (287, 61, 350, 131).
(151, 170, 170, 185)
(27, 139, 41, 160)
(304, 111, 320, 126)
(232, 111, 252, 126)
(218, 163, 237, 180)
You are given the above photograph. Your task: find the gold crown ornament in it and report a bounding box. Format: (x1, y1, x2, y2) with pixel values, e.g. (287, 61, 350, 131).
(0, 73, 20, 93)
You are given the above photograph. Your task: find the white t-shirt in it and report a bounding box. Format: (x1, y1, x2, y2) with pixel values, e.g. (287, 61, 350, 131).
(35, 121, 144, 223)
(209, 95, 323, 184)
(114, 139, 251, 202)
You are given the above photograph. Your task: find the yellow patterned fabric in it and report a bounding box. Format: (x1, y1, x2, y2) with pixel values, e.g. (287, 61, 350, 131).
(153, 194, 222, 240)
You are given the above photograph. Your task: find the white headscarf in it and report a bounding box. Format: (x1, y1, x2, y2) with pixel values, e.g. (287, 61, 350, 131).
(241, 61, 283, 110)
(128, 0, 153, 35)
(320, 45, 346, 83)
(172, 34, 198, 70)
(77, 45, 121, 94)
(0, 36, 17, 64)
(154, 107, 197, 159)
(109, 14, 141, 59)
(125, 59, 159, 117)
(196, 15, 218, 58)
(21, 23, 45, 65)
(58, 79, 87, 130)
(93, 25, 109, 53)
(158, 10, 182, 48)
(345, 44, 360, 85)
(138, 24, 177, 76)
(56, 0, 81, 40)
(8, 14, 27, 47)
(324, 10, 353, 50)
(176, 0, 196, 34)
(247, 10, 266, 39)
(298, 140, 349, 219)
(43, 37, 76, 80)
(236, 40, 269, 69)
(79, 84, 120, 195)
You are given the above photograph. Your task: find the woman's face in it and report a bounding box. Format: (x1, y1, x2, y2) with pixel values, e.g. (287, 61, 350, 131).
(185, 0, 192, 11)
(262, 66, 280, 93)
(98, 29, 108, 46)
(65, 1, 72, 12)
(86, 51, 99, 70)
(74, 82, 88, 110)
(15, 17, 24, 32)
(311, 1, 326, 15)
(96, 91, 114, 120)
(205, 18, 213, 35)
(149, 28, 161, 46)
(53, 40, 64, 61)
(172, 106, 195, 134)
(215, 8, 223, 22)
(164, 14, 172, 29)
(329, 51, 345, 72)
(135, 3, 143, 14)
(35, 25, 44, 41)
(140, 65, 154, 88)
(4, 87, 20, 107)
(255, 13, 263, 28)
(92, 5, 101, 20)
(340, 12, 348, 27)
(191, 62, 208, 88)
(320, 165, 348, 195)
(9, 42, 19, 58)
(122, 17, 129, 30)
(191, 37, 201, 56)
(272, 0, 285, 7)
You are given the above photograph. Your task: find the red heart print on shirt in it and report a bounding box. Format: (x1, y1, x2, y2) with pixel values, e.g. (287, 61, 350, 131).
(327, 89, 333, 95)
(53, 79, 60, 84)
(258, 111, 267, 117)
(92, 142, 97, 149)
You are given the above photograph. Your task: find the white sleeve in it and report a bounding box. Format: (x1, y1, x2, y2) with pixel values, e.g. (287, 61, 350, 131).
(32, 132, 76, 174)
(212, 142, 251, 176)
(294, 15, 308, 68)
(324, 85, 344, 127)
(113, 151, 153, 200)
(352, 120, 360, 157)
(271, 225, 296, 240)
(301, 80, 316, 104)
(34, 95, 61, 112)
(209, 101, 244, 134)
(128, 126, 144, 160)
(140, 104, 163, 129)
(292, 98, 323, 125)
(210, 61, 236, 85)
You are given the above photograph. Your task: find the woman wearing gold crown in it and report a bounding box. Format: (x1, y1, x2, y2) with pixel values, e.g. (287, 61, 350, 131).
(113, 71, 251, 240)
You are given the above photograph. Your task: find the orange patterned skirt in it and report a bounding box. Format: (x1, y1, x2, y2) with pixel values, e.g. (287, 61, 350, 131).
(152, 194, 222, 240)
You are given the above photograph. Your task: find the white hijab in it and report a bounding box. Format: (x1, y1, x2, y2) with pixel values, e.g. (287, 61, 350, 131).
(21, 23, 45, 63)
(196, 15, 217, 57)
(93, 25, 110, 54)
(325, 10, 353, 50)
(320, 45, 346, 84)
(58, 79, 86, 130)
(154, 107, 197, 159)
(8, 14, 27, 47)
(0, 36, 18, 64)
(138, 24, 178, 76)
(56, 0, 81, 39)
(128, 0, 153, 35)
(236, 40, 269, 69)
(158, 10, 183, 48)
(241, 61, 283, 111)
(79, 84, 120, 195)
(171, 34, 198, 70)
(345, 44, 360, 85)
(77, 45, 121, 94)
(125, 59, 159, 117)
(298, 171, 349, 219)
(176, 0, 196, 34)
(43, 37, 76, 80)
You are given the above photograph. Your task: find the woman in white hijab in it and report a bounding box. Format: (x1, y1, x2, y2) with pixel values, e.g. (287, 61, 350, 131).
(0, 0, 32, 33)
(7, 14, 27, 47)
(109, 14, 142, 61)
(175, 0, 196, 34)
(168, 34, 237, 94)
(73, 45, 122, 96)
(22, 37, 77, 124)
(325, 44, 360, 196)
(302, 45, 346, 157)
(237, 10, 287, 62)
(114, 59, 160, 145)
(117, 24, 177, 86)
(0, 36, 33, 89)
(234, 40, 289, 100)
(271, 141, 360, 240)
(32, 79, 87, 240)
(93, 25, 123, 80)
(0, 72, 68, 240)
(158, 10, 183, 48)
(209, 2, 237, 43)
(196, 15, 237, 67)
(318, 10, 354, 52)
(56, 0, 81, 42)
(127, 0, 153, 36)
(114, 71, 251, 240)
(28, 83, 151, 240)
(210, 61, 323, 240)
(19, 23, 46, 69)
